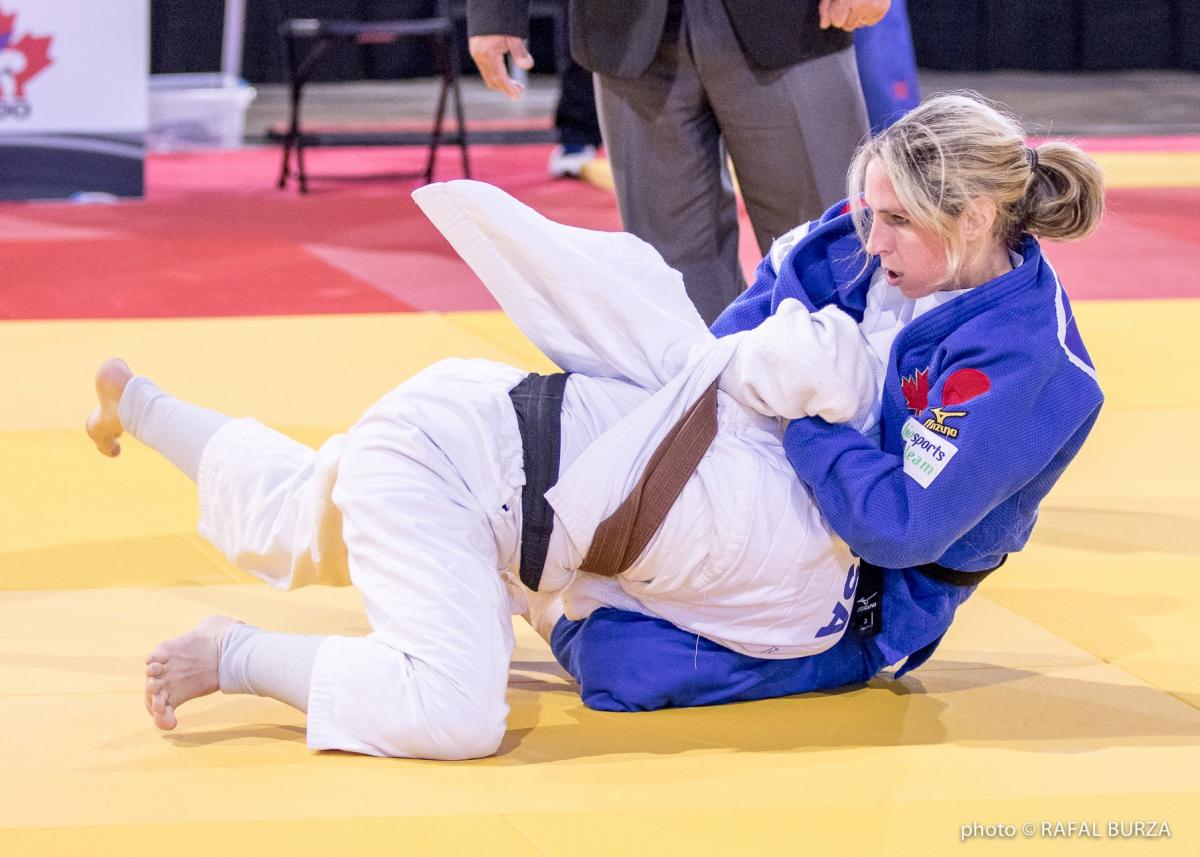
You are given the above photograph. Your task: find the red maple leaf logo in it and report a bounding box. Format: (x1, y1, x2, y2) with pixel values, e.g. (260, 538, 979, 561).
(900, 368, 930, 412)
(12, 33, 52, 97)
(1, 5, 53, 99)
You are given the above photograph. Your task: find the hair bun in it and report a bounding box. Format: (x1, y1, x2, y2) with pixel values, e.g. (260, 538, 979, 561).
(1022, 142, 1105, 241)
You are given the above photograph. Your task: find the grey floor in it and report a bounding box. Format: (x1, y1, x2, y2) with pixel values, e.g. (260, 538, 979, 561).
(244, 68, 1200, 143)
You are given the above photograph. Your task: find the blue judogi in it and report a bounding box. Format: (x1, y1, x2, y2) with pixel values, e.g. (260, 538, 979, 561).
(854, 0, 921, 132)
(550, 202, 1104, 711)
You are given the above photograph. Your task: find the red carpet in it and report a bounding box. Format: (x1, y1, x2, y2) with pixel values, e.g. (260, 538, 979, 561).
(3, 145, 620, 320)
(1029, 134, 1200, 152)
(1046, 187, 1200, 300)
(2, 141, 1197, 320)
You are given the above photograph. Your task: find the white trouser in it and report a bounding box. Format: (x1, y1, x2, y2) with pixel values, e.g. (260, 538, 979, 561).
(197, 358, 527, 759)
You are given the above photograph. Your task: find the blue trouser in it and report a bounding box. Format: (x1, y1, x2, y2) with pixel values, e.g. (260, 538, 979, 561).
(549, 567, 978, 712)
(550, 608, 887, 712)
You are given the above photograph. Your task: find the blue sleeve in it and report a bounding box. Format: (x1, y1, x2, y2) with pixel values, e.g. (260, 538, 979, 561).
(550, 609, 878, 712)
(853, 0, 921, 133)
(783, 350, 1101, 569)
(710, 254, 776, 337)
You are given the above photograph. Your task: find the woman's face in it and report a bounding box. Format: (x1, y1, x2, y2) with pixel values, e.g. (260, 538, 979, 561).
(863, 159, 950, 299)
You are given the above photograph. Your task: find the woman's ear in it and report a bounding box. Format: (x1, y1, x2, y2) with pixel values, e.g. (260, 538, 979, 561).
(961, 196, 998, 243)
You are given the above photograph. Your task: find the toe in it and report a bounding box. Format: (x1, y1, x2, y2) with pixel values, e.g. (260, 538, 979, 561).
(146, 662, 164, 678)
(153, 703, 178, 731)
(85, 409, 120, 456)
(152, 708, 172, 730)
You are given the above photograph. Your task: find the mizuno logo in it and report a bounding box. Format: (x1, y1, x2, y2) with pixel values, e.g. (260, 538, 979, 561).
(924, 407, 966, 438)
(929, 407, 967, 424)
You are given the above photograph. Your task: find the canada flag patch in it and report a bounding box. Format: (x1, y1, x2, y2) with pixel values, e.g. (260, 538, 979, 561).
(901, 367, 991, 413)
(900, 368, 930, 412)
(942, 368, 991, 406)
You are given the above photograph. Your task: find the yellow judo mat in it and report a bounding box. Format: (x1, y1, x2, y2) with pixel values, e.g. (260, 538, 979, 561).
(2, 295, 1198, 855)
(4, 140, 1200, 853)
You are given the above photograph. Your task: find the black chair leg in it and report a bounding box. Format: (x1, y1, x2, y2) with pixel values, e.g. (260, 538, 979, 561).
(297, 143, 309, 192)
(281, 36, 331, 193)
(424, 35, 453, 185)
(449, 51, 470, 178)
(277, 19, 470, 189)
(278, 34, 300, 188)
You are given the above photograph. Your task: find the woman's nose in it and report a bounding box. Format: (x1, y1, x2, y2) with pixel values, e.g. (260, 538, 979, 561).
(865, 220, 887, 256)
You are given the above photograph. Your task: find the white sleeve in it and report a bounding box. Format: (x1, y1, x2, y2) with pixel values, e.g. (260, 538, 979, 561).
(412, 180, 712, 393)
(718, 298, 881, 433)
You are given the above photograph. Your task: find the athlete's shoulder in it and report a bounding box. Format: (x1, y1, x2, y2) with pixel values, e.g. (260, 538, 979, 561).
(768, 199, 861, 271)
(995, 243, 1102, 394)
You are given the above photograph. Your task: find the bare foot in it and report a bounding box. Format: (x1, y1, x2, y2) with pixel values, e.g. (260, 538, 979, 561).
(86, 358, 134, 457)
(144, 615, 240, 731)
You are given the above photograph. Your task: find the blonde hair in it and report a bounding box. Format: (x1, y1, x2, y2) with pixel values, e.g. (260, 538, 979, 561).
(847, 93, 1106, 283)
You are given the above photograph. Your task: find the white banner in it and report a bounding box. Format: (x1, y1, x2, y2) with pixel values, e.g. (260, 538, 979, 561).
(0, 0, 147, 134)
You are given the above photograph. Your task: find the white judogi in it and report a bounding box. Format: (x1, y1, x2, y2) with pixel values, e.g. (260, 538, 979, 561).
(195, 181, 878, 758)
(198, 358, 527, 759)
(416, 181, 876, 658)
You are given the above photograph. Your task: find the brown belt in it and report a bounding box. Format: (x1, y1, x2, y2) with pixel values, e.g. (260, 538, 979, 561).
(579, 380, 720, 578)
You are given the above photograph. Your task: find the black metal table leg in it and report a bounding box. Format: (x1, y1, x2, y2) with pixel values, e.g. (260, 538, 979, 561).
(449, 49, 470, 179)
(424, 34, 453, 184)
(278, 32, 300, 188)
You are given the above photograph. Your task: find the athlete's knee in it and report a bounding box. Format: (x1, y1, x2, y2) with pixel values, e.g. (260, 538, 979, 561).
(421, 701, 507, 760)
(367, 662, 508, 758)
(377, 687, 506, 760)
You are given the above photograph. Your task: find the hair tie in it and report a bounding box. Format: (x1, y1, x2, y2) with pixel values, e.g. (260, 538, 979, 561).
(1026, 146, 1039, 173)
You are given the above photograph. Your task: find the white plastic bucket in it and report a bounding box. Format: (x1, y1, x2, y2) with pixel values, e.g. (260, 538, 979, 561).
(147, 73, 256, 151)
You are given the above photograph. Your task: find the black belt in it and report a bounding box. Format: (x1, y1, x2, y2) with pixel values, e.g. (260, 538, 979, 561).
(508, 372, 571, 591)
(915, 556, 1006, 587)
(853, 557, 1005, 638)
